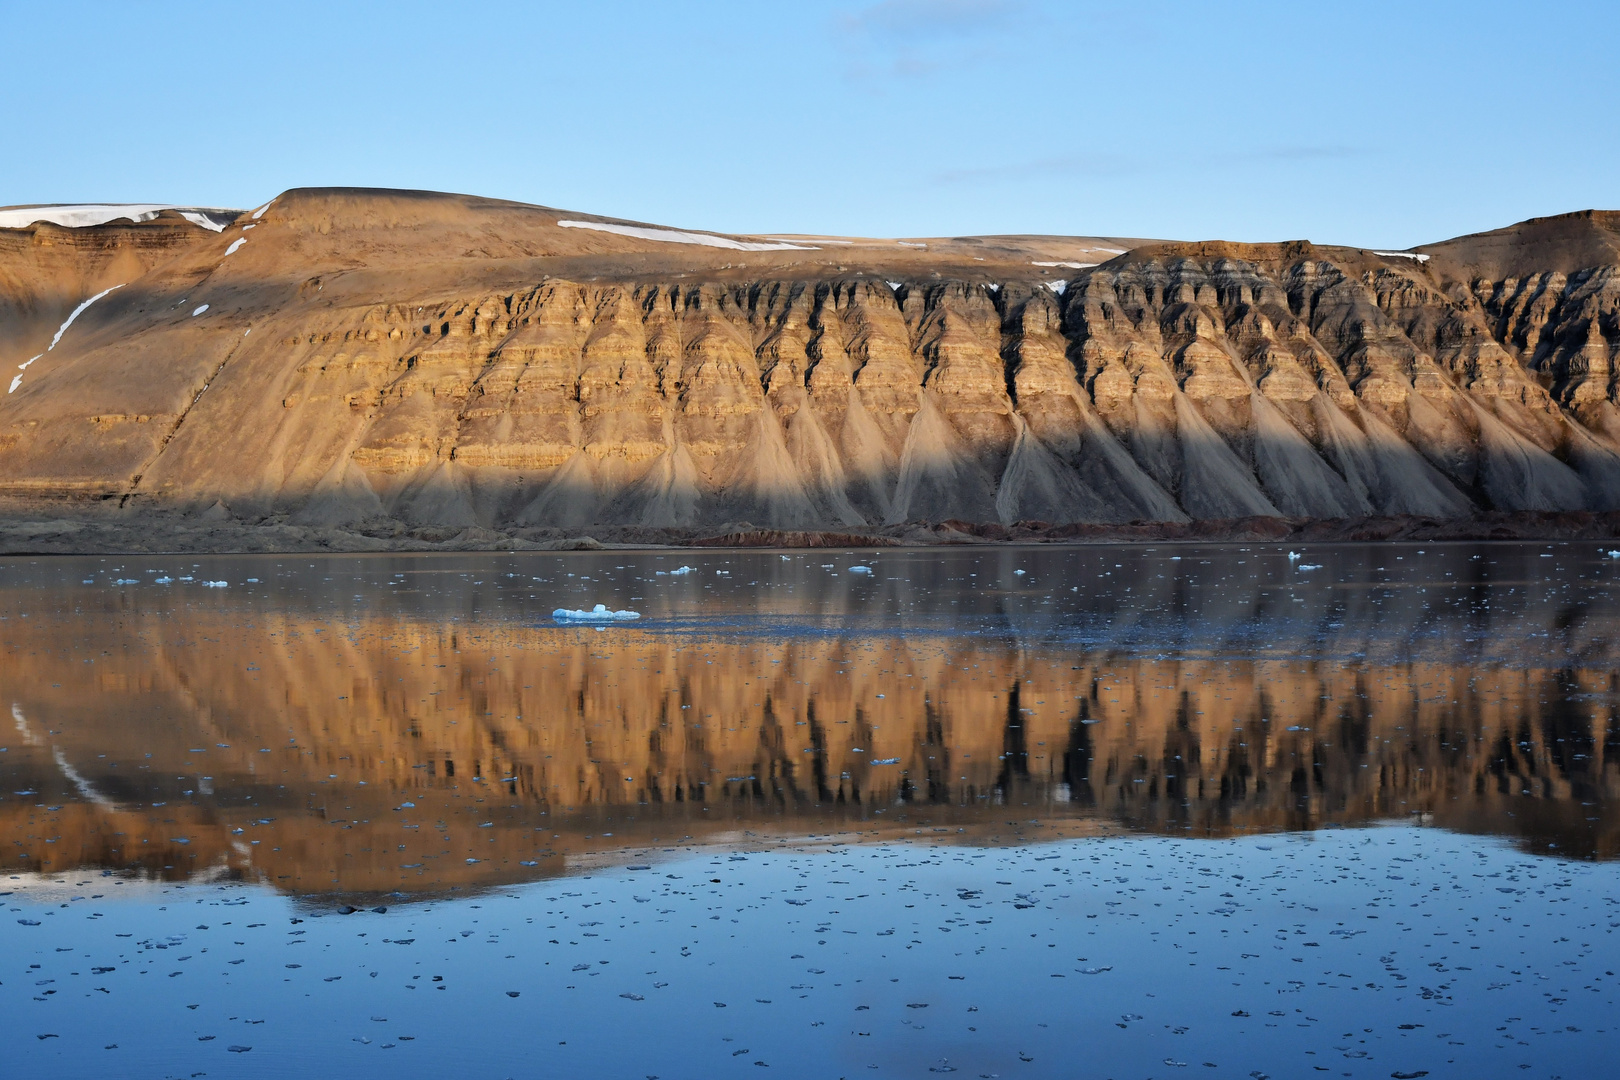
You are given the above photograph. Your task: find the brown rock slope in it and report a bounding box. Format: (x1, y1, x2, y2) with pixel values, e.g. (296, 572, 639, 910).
(2, 190, 1618, 548)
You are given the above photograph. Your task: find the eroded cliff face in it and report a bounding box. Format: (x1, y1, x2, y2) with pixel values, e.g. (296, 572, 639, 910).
(1, 191, 1618, 543)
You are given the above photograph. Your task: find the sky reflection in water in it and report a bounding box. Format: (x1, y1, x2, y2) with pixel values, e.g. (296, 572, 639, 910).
(1, 543, 1616, 1077)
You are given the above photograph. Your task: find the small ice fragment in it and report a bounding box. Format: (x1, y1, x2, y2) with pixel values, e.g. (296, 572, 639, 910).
(1607, 550, 1620, 559)
(669, 565, 693, 575)
(1013, 569, 1026, 576)
(154, 576, 173, 584)
(114, 578, 139, 585)
(552, 604, 640, 622)
(192, 304, 209, 316)
(849, 566, 873, 574)
(1299, 564, 1323, 571)
(870, 757, 901, 765)
(202, 580, 228, 588)
(1286, 551, 1301, 560)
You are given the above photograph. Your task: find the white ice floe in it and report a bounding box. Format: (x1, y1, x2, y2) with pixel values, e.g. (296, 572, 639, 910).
(1014, 569, 1026, 575)
(192, 304, 210, 316)
(11, 283, 124, 393)
(1044, 280, 1068, 295)
(1032, 260, 1098, 269)
(202, 580, 228, 587)
(553, 604, 640, 622)
(0, 204, 238, 230)
(557, 220, 816, 251)
(655, 565, 695, 577)
(1373, 251, 1431, 263)
(1607, 550, 1620, 558)
(224, 237, 247, 256)
(1299, 564, 1323, 571)
(849, 566, 873, 574)
(1287, 551, 1302, 560)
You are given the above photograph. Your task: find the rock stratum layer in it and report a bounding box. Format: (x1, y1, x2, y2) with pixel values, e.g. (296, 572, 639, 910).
(3, 189, 1620, 549)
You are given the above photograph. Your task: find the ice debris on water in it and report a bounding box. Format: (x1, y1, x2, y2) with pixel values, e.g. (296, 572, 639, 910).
(552, 604, 640, 622)
(849, 566, 873, 574)
(1014, 569, 1026, 575)
(202, 580, 228, 588)
(656, 566, 694, 576)
(1607, 550, 1620, 558)
(1286, 551, 1301, 560)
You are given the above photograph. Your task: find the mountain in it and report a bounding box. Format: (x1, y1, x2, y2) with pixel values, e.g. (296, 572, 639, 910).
(2, 188, 1618, 551)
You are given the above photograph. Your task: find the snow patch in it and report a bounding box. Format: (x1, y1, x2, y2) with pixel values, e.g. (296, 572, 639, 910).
(17, 354, 41, 371)
(0, 204, 237, 230)
(1094, 247, 1126, 254)
(896, 241, 927, 248)
(1044, 280, 1068, 295)
(192, 304, 210, 317)
(1032, 261, 1097, 269)
(557, 220, 816, 251)
(52, 285, 123, 349)
(224, 237, 247, 256)
(1374, 251, 1430, 263)
(12, 284, 124, 393)
(251, 200, 275, 220)
(553, 603, 640, 622)
(177, 210, 232, 232)
(886, 281, 905, 292)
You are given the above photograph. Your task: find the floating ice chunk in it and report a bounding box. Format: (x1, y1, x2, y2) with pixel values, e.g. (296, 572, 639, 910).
(202, 580, 228, 588)
(870, 757, 901, 765)
(1287, 551, 1301, 560)
(192, 304, 209, 316)
(113, 578, 139, 585)
(557, 219, 816, 251)
(155, 576, 173, 584)
(849, 566, 873, 574)
(552, 603, 640, 622)
(1299, 564, 1323, 571)
(655, 565, 694, 577)
(1606, 550, 1620, 558)
(1013, 569, 1026, 575)
(1373, 251, 1430, 263)
(224, 237, 247, 256)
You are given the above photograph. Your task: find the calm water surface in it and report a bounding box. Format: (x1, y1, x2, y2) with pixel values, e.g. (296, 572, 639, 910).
(1, 543, 1616, 1078)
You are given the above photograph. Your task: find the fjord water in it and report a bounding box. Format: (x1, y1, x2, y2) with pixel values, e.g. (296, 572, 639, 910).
(1, 544, 1616, 1079)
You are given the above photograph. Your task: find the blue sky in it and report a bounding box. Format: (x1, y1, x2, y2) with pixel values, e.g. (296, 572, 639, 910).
(4, 0, 1616, 248)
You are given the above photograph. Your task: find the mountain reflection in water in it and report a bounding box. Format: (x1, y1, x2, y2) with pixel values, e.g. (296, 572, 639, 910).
(0, 544, 1616, 898)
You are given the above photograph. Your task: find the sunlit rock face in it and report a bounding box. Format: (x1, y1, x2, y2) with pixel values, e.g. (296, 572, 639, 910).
(2, 192, 1618, 545)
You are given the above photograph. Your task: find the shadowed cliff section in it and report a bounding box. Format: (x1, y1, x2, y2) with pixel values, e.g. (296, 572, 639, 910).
(2, 190, 1619, 550)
